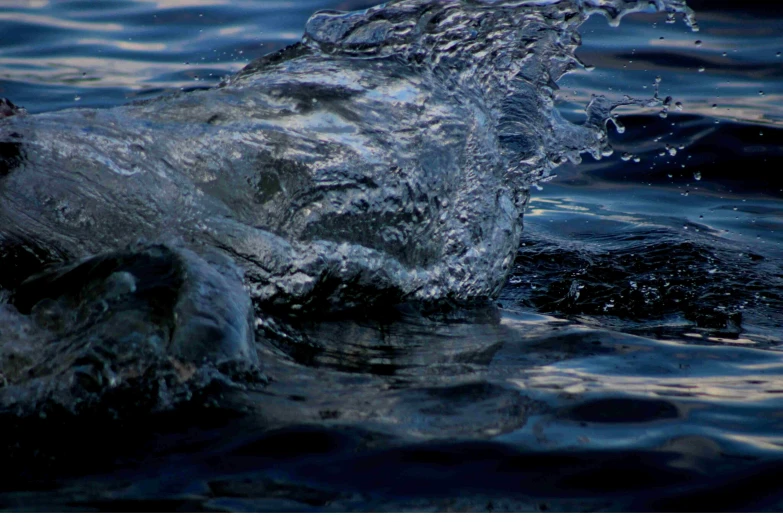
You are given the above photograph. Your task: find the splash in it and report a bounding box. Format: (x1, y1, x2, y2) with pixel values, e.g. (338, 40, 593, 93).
(0, 0, 694, 412)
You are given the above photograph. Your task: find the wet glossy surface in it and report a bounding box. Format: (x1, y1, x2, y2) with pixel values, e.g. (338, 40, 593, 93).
(1, 0, 782, 512)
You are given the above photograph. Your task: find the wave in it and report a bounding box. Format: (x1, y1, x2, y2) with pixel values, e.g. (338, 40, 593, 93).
(0, 0, 695, 414)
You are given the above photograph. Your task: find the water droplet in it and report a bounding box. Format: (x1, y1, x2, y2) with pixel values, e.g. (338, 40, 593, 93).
(712, 104, 718, 108)
(722, 52, 727, 57)
(695, 40, 702, 47)
(74, 96, 81, 101)
(633, 156, 641, 163)
(698, 66, 705, 73)
(667, 173, 673, 179)
(759, 90, 765, 96)
(675, 102, 683, 111)
(621, 152, 633, 162)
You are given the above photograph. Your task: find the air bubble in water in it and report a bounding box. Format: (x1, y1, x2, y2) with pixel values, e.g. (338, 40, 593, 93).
(694, 172, 702, 181)
(698, 66, 705, 72)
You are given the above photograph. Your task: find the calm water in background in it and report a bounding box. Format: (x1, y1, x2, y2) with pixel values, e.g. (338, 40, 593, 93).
(1, 0, 783, 512)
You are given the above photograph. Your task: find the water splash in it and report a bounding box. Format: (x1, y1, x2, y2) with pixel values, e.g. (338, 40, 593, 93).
(0, 0, 695, 413)
(0, 0, 695, 312)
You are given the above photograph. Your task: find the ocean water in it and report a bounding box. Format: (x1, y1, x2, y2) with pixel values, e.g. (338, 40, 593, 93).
(0, 0, 782, 512)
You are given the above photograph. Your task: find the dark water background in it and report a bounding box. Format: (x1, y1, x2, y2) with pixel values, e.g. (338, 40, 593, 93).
(1, 0, 782, 512)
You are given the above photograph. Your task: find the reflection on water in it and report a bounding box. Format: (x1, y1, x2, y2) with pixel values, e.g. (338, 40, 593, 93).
(1, 0, 783, 512)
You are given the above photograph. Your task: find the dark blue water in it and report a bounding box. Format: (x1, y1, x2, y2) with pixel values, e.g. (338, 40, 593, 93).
(1, 0, 782, 512)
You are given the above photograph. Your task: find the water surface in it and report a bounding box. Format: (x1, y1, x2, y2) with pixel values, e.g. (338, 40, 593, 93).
(0, 0, 782, 512)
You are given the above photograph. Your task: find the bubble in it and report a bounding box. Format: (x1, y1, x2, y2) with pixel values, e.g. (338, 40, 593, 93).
(74, 96, 81, 101)
(695, 40, 702, 47)
(693, 172, 701, 181)
(698, 66, 705, 72)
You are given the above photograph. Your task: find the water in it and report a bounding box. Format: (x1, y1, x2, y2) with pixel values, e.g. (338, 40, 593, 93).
(0, 0, 782, 512)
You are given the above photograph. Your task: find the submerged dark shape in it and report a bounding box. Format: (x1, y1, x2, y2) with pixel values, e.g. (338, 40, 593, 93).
(0, 244, 260, 416)
(0, 0, 695, 412)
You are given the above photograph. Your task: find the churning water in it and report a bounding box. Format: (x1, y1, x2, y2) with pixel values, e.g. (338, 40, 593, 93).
(0, 0, 781, 512)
